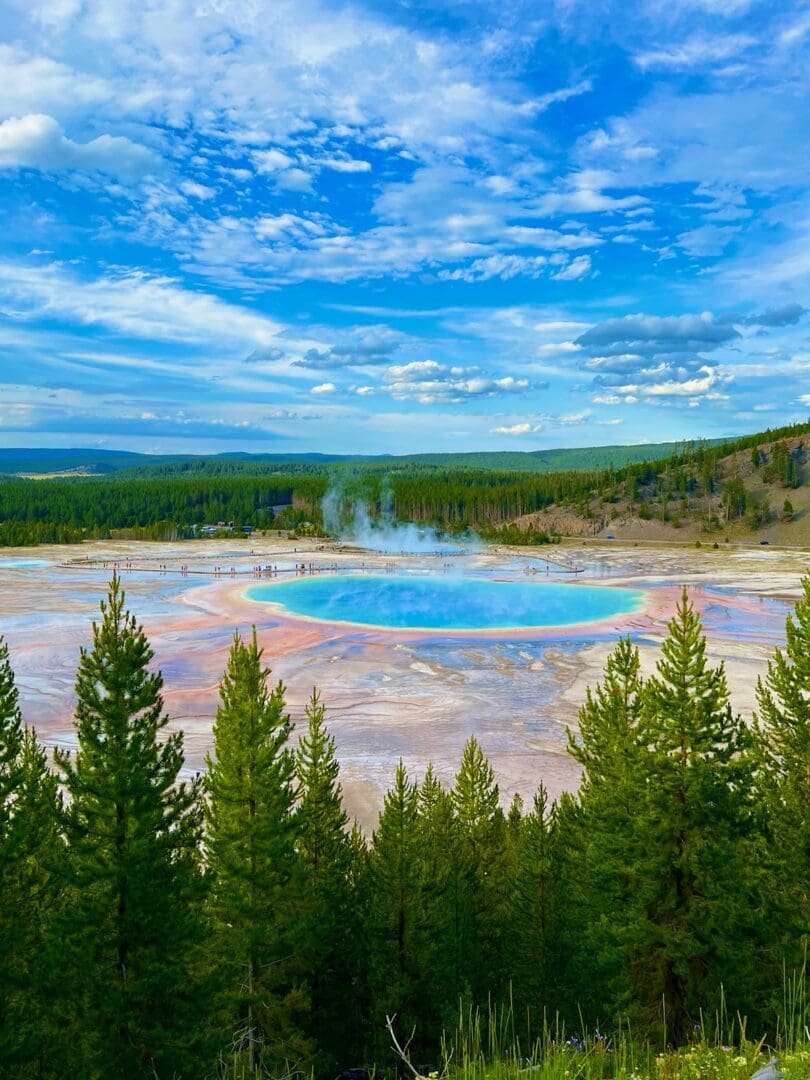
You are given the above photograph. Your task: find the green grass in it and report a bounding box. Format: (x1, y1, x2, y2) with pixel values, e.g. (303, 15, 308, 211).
(211, 969, 809, 1079)
(438, 1005, 809, 1080)
(437, 981, 809, 1080)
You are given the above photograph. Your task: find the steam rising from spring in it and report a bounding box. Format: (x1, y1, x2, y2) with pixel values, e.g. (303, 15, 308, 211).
(321, 482, 478, 555)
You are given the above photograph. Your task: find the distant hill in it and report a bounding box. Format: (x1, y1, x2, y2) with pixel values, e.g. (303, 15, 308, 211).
(1, 422, 809, 548)
(0, 448, 147, 475)
(512, 425, 810, 547)
(0, 439, 724, 477)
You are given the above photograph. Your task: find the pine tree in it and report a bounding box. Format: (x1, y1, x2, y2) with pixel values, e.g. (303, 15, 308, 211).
(451, 737, 510, 1003)
(205, 628, 309, 1074)
(1, 643, 64, 1074)
(754, 575, 810, 973)
(295, 688, 357, 1072)
(546, 791, 589, 1024)
(55, 577, 205, 1079)
(507, 784, 556, 1031)
(0, 635, 23, 844)
(566, 637, 648, 1019)
(366, 760, 425, 1059)
(345, 821, 373, 1057)
(628, 590, 761, 1041)
(415, 764, 468, 1046)
(0, 728, 64, 1075)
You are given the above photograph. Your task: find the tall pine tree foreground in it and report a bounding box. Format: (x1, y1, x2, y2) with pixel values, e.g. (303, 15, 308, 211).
(0, 639, 65, 1073)
(451, 737, 510, 1004)
(0, 727, 64, 1075)
(627, 590, 763, 1041)
(56, 577, 205, 1079)
(0, 636, 23, 841)
(506, 783, 559, 1033)
(414, 765, 467, 1045)
(565, 637, 649, 1022)
(295, 689, 360, 1073)
(366, 760, 426, 1059)
(755, 574, 810, 975)
(204, 629, 310, 1075)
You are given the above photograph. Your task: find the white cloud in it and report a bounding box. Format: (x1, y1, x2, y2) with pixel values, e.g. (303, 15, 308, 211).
(0, 261, 284, 346)
(380, 360, 531, 404)
(180, 180, 215, 199)
(635, 33, 755, 71)
(254, 213, 328, 240)
(0, 113, 156, 178)
(677, 224, 739, 256)
(253, 148, 295, 173)
(642, 365, 719, 396)
(320, 158, 371, 173)
(536, 341, 582, 355)
(0, 46, 109, 119)
(552, 255, 592, 280)
(576, 311, 738, 351)
(531, 79, 593, 112)
(311, 382, 337, 394)
(536, 171, 648, 215)
(779, 13, 810, 47)
(275, 167, 313, 192)
(440, 254, 549, 282)
(491, 422, 533, 435)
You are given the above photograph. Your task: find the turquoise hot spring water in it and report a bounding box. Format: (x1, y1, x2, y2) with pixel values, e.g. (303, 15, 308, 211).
(247, 574, 645, 632)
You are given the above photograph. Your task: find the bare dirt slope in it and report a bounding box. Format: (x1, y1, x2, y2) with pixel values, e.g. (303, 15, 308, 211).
(515, 433, 810, 547)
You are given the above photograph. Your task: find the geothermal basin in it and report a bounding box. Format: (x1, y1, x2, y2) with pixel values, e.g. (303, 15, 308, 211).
(0, 537, 807, 827)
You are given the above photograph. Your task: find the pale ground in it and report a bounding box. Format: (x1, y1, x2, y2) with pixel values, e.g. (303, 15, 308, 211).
(0, 536, 807, 829)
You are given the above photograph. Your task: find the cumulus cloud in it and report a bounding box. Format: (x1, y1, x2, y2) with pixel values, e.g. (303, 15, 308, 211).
(440, 254, 549, 282)
(180, 180, 215, 200)
(744, 303, 807, 327)
(3, 0, 809, 449)
(0, 113, 156, 178)
(552, 254, 592, 280)
(296, 338, 402, 369)
(254, 213, 329, 241)
(0, 46, 109, 119)
(286, 326, 405, 371)
(244, 346, 286, 363)
(311, 382, 337, 394)
(253, 148, 295, 173)
(535, 171, 648, 215)
(573, 312, 741, 402)
(380, 360, 532, 404)
(491, 422, 533, 435)
(320, 158, 371, 173)
(641, 365, 718, 396)
(576, 312, 739, 354)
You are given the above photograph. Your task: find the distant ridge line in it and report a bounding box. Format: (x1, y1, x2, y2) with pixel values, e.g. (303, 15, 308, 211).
(0, 438, 730, 477)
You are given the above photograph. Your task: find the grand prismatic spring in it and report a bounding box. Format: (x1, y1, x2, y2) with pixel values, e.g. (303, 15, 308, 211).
(1, 538, 806, 826)
(248, 574, 646, 631)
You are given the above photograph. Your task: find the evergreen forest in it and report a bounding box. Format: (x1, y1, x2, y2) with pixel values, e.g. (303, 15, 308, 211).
(0, 421, 808, 547)
(0, 576, 808, 1079)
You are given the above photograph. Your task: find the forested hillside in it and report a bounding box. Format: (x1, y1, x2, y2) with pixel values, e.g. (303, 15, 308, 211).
(0, 440, 719, 477)
(0, 578, 807, 1078)
(0, 421, 808, 546)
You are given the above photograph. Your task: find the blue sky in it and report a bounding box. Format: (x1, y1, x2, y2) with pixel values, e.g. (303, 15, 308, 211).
(1, 0, 809, 455)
